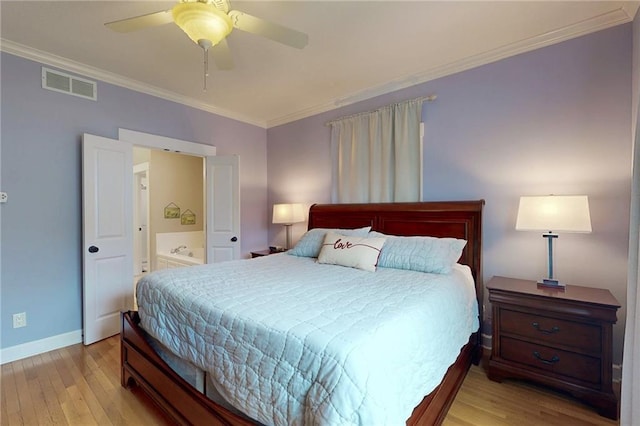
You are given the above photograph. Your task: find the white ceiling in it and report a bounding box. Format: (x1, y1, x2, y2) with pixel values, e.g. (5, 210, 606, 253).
(1, 1, 638, 128)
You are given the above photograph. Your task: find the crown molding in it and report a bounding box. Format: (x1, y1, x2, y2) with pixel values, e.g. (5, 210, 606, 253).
(621, 2, 640, 20)
(0, 39, 267, 129)
(266, 7, 634, 128)
(1, 5, 634, 130)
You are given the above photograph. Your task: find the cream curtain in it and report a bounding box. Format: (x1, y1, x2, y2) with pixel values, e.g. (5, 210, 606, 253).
(329, 98, 423, 203)
(621, 97, 640, 425)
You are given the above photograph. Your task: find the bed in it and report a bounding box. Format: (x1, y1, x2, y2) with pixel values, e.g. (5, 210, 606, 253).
(121, 200, 484, 425)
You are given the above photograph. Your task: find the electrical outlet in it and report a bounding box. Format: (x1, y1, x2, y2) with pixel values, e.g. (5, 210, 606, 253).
(13, 312, 26, 328)
(0, 192, 7, 203)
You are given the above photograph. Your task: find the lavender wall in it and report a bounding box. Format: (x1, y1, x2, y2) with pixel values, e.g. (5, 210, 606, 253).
(267, 24, 633, 364)
(634, 10, 640, 139)
(1, 52, 268, 349)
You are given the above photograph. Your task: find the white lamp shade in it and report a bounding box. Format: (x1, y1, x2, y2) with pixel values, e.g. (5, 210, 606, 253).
(515, 195, 592, 233)
(272, 203, 305, 225)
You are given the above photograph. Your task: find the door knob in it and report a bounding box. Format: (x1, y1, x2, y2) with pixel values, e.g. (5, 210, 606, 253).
(230, 236, 238, 242)
(88, 245, 99, 253)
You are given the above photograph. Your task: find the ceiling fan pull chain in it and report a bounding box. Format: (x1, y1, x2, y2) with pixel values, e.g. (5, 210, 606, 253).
(198, 39, 213, 92)
(203, 47, 208, 92)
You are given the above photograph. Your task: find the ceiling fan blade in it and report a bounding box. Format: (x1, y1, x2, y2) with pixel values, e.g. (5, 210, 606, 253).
(105, 10, 173, 33)
(211, 39, 234, 70)
(228, 10, 308, 49)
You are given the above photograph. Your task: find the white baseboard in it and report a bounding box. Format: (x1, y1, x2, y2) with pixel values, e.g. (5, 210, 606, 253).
(613, 363, 622, 383)
(480, 332, 622, 382)
(481, 333, 492, 351)
(0, 329, 82, 365)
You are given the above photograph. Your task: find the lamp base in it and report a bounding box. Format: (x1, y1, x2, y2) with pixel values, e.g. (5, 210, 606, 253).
(284, 224, 293, 250)
(537, 278, 566, 290)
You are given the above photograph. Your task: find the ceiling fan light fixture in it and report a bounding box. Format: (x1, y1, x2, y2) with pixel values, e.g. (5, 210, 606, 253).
(172, 2, 233, 46)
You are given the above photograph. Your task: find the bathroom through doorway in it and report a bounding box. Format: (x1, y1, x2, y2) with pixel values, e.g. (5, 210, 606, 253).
(132, 146, 206, 304)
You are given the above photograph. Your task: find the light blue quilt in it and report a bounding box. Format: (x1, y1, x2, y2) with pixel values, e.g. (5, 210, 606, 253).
(137, 253, 478, 425)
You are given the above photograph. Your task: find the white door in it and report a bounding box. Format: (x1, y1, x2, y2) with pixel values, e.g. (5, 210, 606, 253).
(82, 134, 133, 345)
(206, 155, 240, 262)
(133, 163, 150, 274)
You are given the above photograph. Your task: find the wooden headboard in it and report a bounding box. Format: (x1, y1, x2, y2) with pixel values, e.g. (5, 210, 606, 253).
(308, 200, 484, 334)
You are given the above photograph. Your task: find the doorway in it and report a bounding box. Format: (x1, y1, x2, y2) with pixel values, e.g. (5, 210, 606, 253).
(83, 130, 240, 344)
(132, 146, 206, 302)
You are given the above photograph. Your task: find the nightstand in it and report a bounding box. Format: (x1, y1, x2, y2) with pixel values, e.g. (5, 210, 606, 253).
(487, 276, 620, 419)
(250, 249, 285, 258)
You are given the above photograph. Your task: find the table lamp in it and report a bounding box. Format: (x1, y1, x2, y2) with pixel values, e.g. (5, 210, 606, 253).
(272, 203, 305, 250)
(515, 195, 592, 288)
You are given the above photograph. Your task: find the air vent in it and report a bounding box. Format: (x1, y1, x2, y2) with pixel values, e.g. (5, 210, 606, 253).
(41, 67, 97, 101)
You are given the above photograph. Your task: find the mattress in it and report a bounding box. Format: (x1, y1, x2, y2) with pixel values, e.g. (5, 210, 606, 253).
(136, 253, 479, 425)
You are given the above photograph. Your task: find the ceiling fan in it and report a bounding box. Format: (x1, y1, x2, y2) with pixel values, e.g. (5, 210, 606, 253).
(105, 0, 308, 89)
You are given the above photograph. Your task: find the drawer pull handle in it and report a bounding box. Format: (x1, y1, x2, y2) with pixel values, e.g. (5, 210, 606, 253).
(533, 351, 560, 365)
(532, 322, 560, 334)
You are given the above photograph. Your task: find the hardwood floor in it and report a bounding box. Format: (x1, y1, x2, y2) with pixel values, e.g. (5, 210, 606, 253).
(1, 336, 172, 426)
(443, 359, 619, 426)
(2, 337, 619, 425)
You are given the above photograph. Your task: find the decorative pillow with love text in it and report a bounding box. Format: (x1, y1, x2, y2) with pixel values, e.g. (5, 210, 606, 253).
(288, 226, 371, 258)
(317, 232, 386, 272)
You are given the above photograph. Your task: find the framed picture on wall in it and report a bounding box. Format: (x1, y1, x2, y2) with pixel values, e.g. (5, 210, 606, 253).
(181, 209, 196, 225)
(164, 202, 180, 219)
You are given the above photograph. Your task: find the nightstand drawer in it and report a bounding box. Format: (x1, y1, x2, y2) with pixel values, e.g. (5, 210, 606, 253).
(501, 337, 601, 384)
(500, 309, 601, 354)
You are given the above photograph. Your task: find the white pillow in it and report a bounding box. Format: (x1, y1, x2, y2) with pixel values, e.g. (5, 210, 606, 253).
(288, 226, 371, 258)
(317, 232, 386, 272)
(369, 231, 466, 274)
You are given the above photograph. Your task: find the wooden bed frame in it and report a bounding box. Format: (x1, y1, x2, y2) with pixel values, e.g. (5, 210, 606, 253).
(121, 200, 484, 425)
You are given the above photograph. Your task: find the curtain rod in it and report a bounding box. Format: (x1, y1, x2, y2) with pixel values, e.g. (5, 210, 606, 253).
(325, 94, 437, 126)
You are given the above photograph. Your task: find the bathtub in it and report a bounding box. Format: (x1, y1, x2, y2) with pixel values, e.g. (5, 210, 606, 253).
(156, 248, 205, 269)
